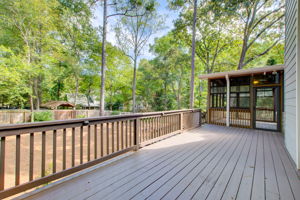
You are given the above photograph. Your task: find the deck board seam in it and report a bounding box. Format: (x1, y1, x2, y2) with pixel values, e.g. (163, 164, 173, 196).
(174, 127, 247, 199)
(87, 133, 218, 200)
(146, 128, 237, 200)
(193, 128, 251, 200)
(272, 134, 297, 199)
(131, 130, 233, 200)
(220, 128, 255, 200)
(128, 132, 230, 200)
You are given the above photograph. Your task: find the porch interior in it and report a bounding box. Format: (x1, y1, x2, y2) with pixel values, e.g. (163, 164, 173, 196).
(17, 124, 300, 200)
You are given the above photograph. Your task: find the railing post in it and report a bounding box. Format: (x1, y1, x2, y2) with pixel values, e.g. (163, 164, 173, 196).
(180, 113, 183, 131)
(134, 118, 140, 151)
(0, 137, 5, 190)
(199, 110, 201, 126)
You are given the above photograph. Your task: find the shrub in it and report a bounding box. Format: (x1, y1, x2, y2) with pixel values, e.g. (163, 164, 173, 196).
(33, 111, 54, 122)
(111, 111, 120, 115)
(76, 114, 86, 119)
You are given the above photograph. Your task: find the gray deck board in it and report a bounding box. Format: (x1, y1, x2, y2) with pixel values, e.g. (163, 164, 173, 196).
(19, 125, 300, 200)
(251, 131, 265, 200)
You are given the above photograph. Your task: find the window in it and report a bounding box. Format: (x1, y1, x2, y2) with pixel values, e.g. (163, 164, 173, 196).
(210, 79, 226, 108)
(230, 76, 250, 108)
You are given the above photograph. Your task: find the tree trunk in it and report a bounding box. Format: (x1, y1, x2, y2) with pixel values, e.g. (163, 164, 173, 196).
(33, 78, 40, 110)
(189, 0, 197, 109)
(238, 36, 248, 70)
(100, 0, 107, 116)
(132, 49, 138, 113)
(74, 77, 79, 111)
(30, 94, 34, 122)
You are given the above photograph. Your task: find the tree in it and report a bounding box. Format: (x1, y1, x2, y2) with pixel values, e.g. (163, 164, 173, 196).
(190, 0, 197, 108)
(98, 0, 154, 115)
(235, 0, 284, 69)
(0, 0, 60, 110)
(168, 0, 199, 108)
(174, 5, 237, 74)
(115, 0, 160, 112)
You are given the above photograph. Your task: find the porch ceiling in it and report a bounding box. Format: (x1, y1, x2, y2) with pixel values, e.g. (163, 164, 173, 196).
(199, 64, 285, 79)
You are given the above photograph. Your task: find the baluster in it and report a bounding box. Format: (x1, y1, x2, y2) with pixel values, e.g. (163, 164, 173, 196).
(87, 125, 91, 161)
(29, 133, 34, 181)
(126, 121, 128, 147)
(0, 137, 5, 190)
(53, 130, 57, 173)
(94, 125, 97, 159)
(101, 123, 104, 157)
(63, 129, 66, 170)
(112, 122, 115, 153)
(121, 121, 124, 149)
(106, 123, 109, 155)
(80, 126, 83, 164)
(15, 135, 20, 185)
(130, 120, 133, 146)
(41, 131, 46, 177)
(117, 121, 120, 151)
(72, 128, 75, 167)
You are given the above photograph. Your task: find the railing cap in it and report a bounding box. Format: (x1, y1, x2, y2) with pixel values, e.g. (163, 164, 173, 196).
(0, 109, 200, 132)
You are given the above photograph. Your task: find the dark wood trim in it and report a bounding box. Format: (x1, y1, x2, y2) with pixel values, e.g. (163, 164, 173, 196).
(250, 75, 254, 128)
(207, 79, 211, 123)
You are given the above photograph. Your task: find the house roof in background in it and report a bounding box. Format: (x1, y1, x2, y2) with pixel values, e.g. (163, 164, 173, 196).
(41, 101, 75, 110)
(66, 94, 100, 107)
(198, 64, 285, 79)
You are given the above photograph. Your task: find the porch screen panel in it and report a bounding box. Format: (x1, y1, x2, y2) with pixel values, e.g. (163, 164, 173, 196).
(229, 76, 251, 128)
(209, 79, 227, 125)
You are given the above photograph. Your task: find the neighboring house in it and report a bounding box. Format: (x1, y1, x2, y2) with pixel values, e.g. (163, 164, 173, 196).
(41, 101, 75, 110)
(66, 94, 100, 109)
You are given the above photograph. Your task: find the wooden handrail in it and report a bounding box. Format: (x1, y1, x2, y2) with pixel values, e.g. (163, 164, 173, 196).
(0, 109, 201, 199)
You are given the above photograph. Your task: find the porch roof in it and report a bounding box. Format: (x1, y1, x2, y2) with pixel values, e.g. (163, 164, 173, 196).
(199, 64, 285, 80)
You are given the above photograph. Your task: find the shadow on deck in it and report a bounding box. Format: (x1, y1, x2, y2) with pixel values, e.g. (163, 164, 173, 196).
(16, 125, 300, 200)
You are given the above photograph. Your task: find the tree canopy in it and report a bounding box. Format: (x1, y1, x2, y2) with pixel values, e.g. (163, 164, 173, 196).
(0, 0, 284, 113)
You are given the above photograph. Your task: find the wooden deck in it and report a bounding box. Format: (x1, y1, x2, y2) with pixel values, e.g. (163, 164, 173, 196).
(17, 125, 300, 200)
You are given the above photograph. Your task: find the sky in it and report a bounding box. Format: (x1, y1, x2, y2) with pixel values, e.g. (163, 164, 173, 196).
(91, 0, 180, 60)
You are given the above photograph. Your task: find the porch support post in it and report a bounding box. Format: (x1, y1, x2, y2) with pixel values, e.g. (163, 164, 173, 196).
(226, 75, 230, 127)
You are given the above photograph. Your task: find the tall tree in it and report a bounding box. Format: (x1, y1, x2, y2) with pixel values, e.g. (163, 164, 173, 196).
(174, 4, 237, 74)
(57, 0, 97, 109)
(235, 0, 284, 69)
(115, 0, 159, 112)
(98, 0, 153, 115)
(190, 0, 197, 108)
(168, 0, 199, 108)
(0, 0, 59, 110)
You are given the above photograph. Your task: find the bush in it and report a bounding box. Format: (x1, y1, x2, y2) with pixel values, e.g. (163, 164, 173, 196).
(76, 114, 86, 119)
(111, 111, 120, 115)
(33, 111, 54, 122)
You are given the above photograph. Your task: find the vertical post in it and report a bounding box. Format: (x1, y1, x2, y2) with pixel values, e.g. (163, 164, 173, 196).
(134, 118, 140, 151)
(207, 79, 211, 123)
(180, 113, 183, 131)
(0, 137, 5, 190)
(250, 74, 254, 128)
(199, 110, 201, 126)
(226, 75, 230, 127)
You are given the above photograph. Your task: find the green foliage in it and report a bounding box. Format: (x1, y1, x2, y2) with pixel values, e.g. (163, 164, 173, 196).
(34, 111, 54, 122)
(111, 111, 121, 115)
(0, 0, 284, 114)
(76, 114, 86, 119)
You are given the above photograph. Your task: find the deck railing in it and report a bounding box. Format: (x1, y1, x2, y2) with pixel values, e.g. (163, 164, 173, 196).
(0, 109, 200, 198)
(209, 108, 251, 128)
